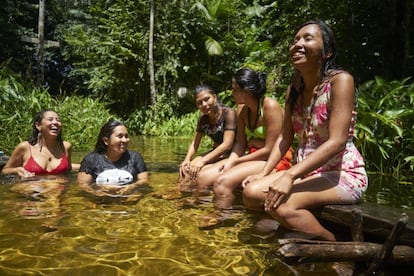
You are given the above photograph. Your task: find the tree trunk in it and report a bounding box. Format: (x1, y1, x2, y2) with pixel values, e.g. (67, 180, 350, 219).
(400, 0, 411, 77)
(148, 0, 156, 105)
(37, 0, 45, 86)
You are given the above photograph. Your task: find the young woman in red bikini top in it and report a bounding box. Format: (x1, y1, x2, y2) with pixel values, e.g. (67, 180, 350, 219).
(1, 109, 76, 178)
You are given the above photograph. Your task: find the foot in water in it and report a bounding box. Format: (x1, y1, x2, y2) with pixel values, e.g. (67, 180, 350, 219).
(152, 188, 184, 200)
(197, 209, 240, 230)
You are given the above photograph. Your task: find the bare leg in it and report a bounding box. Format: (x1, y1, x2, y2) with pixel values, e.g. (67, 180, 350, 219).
(243, 174, 344, 241)
(196, 159, 227, 191)
(242, 171, 282, 211)
(213, 161, 266, 209)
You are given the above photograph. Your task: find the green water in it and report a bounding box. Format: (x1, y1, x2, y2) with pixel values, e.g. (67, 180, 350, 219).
(0, 136, 412, 275)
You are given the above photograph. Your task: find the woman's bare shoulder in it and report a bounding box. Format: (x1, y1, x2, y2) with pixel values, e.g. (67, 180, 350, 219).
(63, 141, 72, 148)
(263, 96, 282, 113)
(14, 141, 30, 152)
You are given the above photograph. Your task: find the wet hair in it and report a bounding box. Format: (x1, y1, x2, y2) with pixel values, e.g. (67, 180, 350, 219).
(95, 119, 126, 153)
(194, 84, 216, 97)
(233, 68, 267, 100)
(28, 109, 63, 146)
(288, 20, 338, 109)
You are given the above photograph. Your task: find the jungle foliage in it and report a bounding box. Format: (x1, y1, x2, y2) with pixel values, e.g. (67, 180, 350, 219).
(0, 65, 113, 153)
(355, 77, 414, 182)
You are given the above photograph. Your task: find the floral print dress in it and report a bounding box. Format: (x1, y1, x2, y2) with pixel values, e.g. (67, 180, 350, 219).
(291, 71, 368, 202)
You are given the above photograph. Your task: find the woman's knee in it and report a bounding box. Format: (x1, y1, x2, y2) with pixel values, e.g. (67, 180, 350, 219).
(242, 185, 263, 210)
(196, 169, 212, 187)
(268, 203, 295, 220)
(213, 174, 234, 194)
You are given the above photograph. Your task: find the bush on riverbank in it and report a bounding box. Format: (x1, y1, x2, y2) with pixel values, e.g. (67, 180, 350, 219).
(0, 66, 112, 153)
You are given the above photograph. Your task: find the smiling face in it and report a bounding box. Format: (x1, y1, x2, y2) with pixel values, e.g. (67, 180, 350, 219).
(195, 89, 217, 116)
(36, 111, 62, 138)
(104, 125, 129, 157)
(289, 24, 326, 71)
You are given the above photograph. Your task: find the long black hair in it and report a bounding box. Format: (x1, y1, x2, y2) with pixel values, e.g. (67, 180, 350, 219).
(288, 20, 338, 109)
(94, 119, 125, 153)
(233, 68, 267, 100)
(28, 109, 63, 146)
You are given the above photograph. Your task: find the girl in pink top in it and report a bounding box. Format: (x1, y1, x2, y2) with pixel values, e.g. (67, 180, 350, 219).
(241, 20, 368, 241)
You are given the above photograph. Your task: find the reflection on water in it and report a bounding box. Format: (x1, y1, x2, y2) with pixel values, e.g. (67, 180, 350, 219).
(364, 172, 414, 210)
(0, 136, 412, 275)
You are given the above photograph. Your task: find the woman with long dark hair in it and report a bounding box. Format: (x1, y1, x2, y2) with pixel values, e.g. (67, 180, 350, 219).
(178, 84, 236, 190)
(1, 109, 74, 177)
(77, 119, 148, 199)
(242, 20, 368, 241)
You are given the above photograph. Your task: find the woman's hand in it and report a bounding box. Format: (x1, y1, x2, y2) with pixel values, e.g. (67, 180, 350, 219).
(179, 160, 190, 178)
(117, 184, 136, 195)
(189, 158, 205, 180)
(241, 172, 266, 188)
(219, 159, 235, 173)
(264, 172, 294, 211)
(17, 167, 35, 178)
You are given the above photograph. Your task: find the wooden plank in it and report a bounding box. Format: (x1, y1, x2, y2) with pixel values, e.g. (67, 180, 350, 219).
(21, 35, 60, 47)
(366, 213, 409, 274)
(313, 202, 414, 246)
(277, 238, 414, 264)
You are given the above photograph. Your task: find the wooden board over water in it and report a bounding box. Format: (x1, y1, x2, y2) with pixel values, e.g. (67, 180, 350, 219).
(313, 202, 414, 246)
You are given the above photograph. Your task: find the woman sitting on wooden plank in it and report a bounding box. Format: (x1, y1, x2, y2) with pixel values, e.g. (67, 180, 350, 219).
(241, 20, 368, 241)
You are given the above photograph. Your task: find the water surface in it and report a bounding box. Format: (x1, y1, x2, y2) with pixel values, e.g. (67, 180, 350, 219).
(0, 136, 412, 275)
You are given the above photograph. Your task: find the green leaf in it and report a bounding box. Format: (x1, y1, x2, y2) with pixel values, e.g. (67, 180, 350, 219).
(205, 36, 223, 56)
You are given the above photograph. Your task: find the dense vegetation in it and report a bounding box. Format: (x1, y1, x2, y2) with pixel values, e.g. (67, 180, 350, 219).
(0, 0, 413, 182)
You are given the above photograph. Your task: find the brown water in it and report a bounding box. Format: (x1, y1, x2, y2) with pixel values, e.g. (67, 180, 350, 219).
(0, 136, 412, 275)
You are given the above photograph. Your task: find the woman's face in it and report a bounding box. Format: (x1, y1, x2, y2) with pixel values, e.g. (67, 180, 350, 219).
(289, 24, 325, 70)
(104, 125, 129, 156)
(36, 111, 62, 138)
(195, 90, 217, 116)
(231, 79, 246, 104)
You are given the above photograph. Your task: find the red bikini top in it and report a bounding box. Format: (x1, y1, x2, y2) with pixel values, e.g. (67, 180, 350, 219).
(23, 144, 69, 175)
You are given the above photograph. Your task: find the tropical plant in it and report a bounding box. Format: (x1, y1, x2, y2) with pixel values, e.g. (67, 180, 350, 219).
(126, 92, 193, 136)
(355, 77, 414, 183)
(0, 65, 113, 154)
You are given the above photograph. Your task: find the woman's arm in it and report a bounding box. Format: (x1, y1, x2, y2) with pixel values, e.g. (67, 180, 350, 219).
(1, 142, 34, 177)
(222, 105, 247, 166)
(77, 171, 99, 194)
(242, 89, 295, 186)
(63, 141, 79, 171)
(193, 108, 236, 166)
(132, 171, 149, 187)
(235, 97, 283, 164)
(180, 132, 203, 177)
(183, 132, 203, 164)
(261, 92, 295, 176)
(118, 171, 149, 195)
